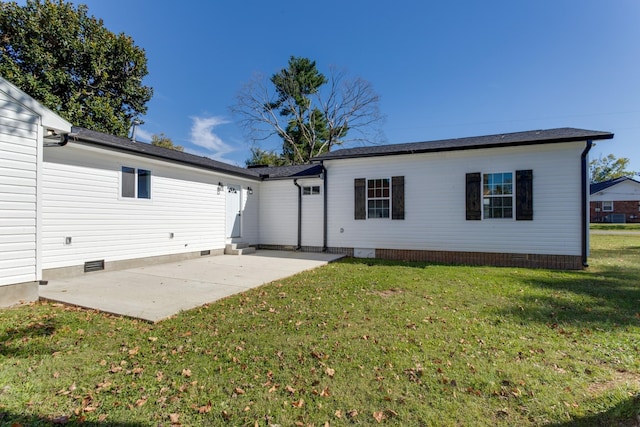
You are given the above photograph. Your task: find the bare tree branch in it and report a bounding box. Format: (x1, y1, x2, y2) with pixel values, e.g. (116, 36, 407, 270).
(231, 59, 385, 165)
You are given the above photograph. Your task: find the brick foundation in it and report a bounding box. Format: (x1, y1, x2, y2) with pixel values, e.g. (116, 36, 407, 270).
(374, 248, 583, 270)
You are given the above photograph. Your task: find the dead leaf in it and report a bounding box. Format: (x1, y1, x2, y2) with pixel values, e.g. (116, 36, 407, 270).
(373, 411, 386, 423)
(197, 400, 212, 414)
(235, 387, 245, 395)
(135, 397, 147, 407)
(169, 413, 180, 423)
(182, 368, 192, 377)
(320, 387, 331, 397)
(292, 399, 305, 408)
(334, 409, 343, 419)
(286, 385, 296, 394)
(268, 384, 278, 393)
(325, 367, 335, 378)
(148, 336, 158, 342)
(347, 409, 358, 419)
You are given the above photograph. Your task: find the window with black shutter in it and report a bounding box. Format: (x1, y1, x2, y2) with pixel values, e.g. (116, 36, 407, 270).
(466, 170, 533, 220)
(354, 176, 405, 220)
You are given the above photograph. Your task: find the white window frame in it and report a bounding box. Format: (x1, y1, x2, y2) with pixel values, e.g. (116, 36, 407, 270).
(482, 171, 514, 219)
(602, 201, 613, 212)
(367, 178, 390, 219)
(120, 166, 152, 200)
(302, 185, 321, 195)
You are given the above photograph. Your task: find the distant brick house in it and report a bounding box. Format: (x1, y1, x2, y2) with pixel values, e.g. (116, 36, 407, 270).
(590, 177, 640, 223)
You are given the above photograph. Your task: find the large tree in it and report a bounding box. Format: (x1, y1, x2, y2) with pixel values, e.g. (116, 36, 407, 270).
(233, 56, 384, 165)
(0, 0, 152, 137)
(590, 154, 638, 183)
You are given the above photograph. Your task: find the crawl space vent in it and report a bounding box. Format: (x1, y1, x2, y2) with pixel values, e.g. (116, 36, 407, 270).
(200, 250, 211, 256)
(84, 259, 105, 272)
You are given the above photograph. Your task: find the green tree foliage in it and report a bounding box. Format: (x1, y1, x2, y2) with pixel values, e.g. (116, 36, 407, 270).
(0, 0, 153, 137)
(245, 146, 288, 167)
(590, 154, 638, 183)
(233, 56, 383, 165)
(150, 133, 183, 151)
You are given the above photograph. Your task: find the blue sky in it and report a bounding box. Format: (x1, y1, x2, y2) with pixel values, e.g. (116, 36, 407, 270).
(61, 1, 640, 171)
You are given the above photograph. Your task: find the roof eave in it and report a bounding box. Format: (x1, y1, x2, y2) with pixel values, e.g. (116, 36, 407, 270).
(69, 132, 261, 181)
(312, 132, 614, 162)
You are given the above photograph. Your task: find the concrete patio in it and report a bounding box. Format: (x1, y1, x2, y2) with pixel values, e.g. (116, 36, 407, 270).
(39, 250, 344, 322)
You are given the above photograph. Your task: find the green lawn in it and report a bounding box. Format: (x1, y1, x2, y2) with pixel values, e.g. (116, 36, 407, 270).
(1, 236, 639, 426)
(590, 223, 640, 231)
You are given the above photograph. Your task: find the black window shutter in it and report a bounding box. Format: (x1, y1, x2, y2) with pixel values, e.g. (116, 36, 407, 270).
(354, 178, 366, 220)
(516, 169, 533, 220)
(392, 176, 404, 220)
(466, 172, 481, 220)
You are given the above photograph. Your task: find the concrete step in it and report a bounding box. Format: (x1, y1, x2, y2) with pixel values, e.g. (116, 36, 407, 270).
(225, 243, 256, 255)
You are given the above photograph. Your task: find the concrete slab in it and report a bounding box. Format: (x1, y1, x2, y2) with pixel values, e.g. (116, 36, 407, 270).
(39, 250, 344, 322)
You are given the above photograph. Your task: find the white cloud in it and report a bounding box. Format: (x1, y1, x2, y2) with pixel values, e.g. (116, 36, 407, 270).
(189, 115, 235, 162)
(133, 127, 152, 142)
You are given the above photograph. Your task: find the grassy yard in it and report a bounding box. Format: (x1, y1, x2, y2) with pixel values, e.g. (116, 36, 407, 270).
(1, 236, 639, 426)
(590, 223, 640, 231)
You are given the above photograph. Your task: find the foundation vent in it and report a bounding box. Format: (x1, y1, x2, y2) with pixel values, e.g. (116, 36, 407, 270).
(200, 250, 211, 256)
(84, 259, 105, 273)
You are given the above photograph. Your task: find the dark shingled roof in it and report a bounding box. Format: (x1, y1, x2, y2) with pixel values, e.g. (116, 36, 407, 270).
(590, 176, 640, 194)
(248, 164, 323, 179)
(70, 127, 261, 180)
(312, 128, 614, 161)
(68, 127, 323, 180)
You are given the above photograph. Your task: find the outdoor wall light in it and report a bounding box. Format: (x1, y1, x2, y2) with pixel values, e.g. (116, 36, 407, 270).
(247, 187, 253, 195)
(217, 182, 224, 194)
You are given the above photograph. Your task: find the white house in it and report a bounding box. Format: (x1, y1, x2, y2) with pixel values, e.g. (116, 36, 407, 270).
(0, 78, 72, 306)
(0, 77, 615, 307)
(313, 128, 613, 269)
(41, 127, 263, 278)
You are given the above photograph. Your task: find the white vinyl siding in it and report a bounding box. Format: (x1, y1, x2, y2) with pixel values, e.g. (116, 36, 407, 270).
(259, 178, 323, 247)
(325, 141, 585, 256)
(591, 180, 640, 202)
(41, 144, 259, 270)
(0, 91, 40, 286)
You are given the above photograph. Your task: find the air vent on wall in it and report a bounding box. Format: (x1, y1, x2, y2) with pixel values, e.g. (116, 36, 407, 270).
(84, 259, 105, 272)
(200, 250, 211, 256)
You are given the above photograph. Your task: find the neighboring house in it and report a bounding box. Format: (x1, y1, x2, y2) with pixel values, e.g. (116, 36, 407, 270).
(590, 177, 640, 223)
(0, 77, 616, 308)
(0, 77, 72, 306)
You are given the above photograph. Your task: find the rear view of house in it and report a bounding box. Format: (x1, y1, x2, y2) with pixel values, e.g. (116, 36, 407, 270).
(0, 78, 71, 306)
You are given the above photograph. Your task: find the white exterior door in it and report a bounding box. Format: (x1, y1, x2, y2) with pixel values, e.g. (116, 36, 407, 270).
(226, 184, 242, 238)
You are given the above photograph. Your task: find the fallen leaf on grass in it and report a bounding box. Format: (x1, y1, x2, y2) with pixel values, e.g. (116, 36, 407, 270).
(196, 401, 212, 414)
(292, 399, 305, 408)
(135, 397, 148, 407)
(325, 367, 335, 378)
(182, 368, 192, 378)
(373, 411, 386, 423)
(169, 413, 180, 423)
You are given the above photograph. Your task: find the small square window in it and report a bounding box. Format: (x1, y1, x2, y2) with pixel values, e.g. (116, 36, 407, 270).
(122, 166, 151, 199)
(602, 201, 613, 212)
(302, 186, 320, 195)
